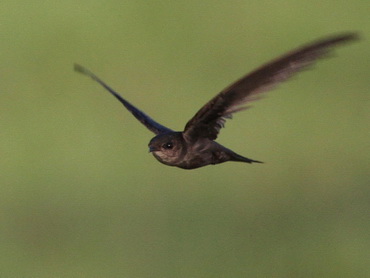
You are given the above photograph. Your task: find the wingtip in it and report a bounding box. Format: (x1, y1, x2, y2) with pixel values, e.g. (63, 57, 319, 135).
(340, 32, 361, 41)
(326, 31, 361, 45)
(74, 63, 87, 74)
(74, 64, 98, 81)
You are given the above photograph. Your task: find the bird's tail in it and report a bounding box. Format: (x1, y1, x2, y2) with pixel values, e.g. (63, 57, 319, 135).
(231, 152, 263, 164)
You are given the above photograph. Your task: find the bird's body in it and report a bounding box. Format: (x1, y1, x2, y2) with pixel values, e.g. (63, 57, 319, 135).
(75, 32, 358, 169)
(148, 132, 259, 169)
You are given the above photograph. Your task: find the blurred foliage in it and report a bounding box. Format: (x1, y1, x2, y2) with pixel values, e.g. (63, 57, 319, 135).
(0, 1, 369, 277)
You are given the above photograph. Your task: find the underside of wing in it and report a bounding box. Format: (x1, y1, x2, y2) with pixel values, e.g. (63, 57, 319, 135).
(183, 33, 358, 141)
(74, 64, 173, 135)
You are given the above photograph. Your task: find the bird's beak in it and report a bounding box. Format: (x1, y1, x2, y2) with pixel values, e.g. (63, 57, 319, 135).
(149, 146, 157, 153)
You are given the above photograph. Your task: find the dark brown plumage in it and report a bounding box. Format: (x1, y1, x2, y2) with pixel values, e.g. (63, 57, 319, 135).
(75, 33, 358, 169)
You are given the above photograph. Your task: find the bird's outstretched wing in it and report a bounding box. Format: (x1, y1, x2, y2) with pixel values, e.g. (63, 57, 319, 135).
(74, 64, 173, 135)
(183, 33, 358, 141)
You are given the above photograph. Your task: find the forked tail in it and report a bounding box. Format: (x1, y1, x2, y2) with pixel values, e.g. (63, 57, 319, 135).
(231, 153, 263, 164)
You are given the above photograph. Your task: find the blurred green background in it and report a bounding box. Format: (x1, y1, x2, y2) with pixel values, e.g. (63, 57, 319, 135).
(0, 1, 369, 277)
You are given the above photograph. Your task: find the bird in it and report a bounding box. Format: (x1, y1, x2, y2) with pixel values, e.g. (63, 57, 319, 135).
(75, 32, 358, 169)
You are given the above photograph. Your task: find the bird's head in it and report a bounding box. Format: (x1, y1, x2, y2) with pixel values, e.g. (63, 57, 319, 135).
(148, 132, 185, 165)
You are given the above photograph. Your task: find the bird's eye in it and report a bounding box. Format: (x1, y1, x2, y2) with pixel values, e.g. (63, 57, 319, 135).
(163, 142, 173, 149)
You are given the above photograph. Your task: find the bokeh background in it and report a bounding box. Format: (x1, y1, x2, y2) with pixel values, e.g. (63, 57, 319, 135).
(0, 1, 369, 277)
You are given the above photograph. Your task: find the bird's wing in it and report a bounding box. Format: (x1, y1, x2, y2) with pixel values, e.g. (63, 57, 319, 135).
(74, 64, 173, 135)
(183, 33, 358, 141)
